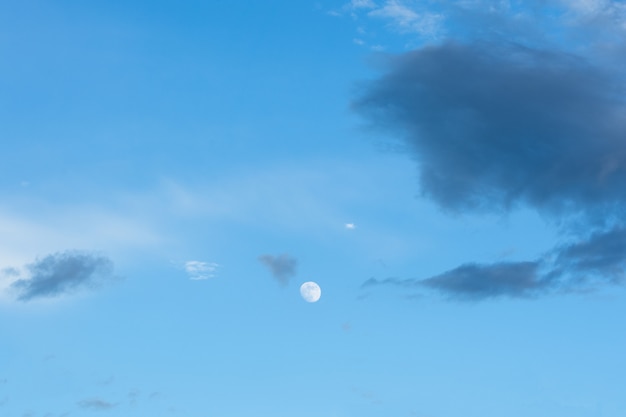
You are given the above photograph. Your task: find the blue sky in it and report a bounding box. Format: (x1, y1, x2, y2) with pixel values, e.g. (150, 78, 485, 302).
(2, 1, 626, 416)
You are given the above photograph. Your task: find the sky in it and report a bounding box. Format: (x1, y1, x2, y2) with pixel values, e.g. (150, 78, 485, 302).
(2, 0, 626, 416)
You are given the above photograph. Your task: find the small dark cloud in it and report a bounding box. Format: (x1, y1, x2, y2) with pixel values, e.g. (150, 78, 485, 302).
(258, 254, 297, 286)
(128, 389, 140, 406)
(351, 387, 383, 405)
(97, 376, 115, 386)
(363, 225, 626, 300)
(8, 250, 116, 302)
(77, 398, 116, 411)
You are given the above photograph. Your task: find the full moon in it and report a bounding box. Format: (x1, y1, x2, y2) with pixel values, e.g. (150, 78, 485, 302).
(300, 281, 321, 303)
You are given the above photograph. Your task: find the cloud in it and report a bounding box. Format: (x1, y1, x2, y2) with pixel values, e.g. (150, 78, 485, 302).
(184, 261, 219, 280)
(77, 398, 116, 410)
(369, 0, 444, 36)
(551, 225, 626, 285)
(362, 225, 626, 300)
(8, 251, 116, 301)
(350, 0, 626, 301)
(351, 0, 377, 9)
(258, 254, 297, 286)
(354, 40, 626, 218)
(419, 261, 546, 299)
(127, 389, 140, 406)
(348, 0, 626, 42)
(1, 267, 19, 277)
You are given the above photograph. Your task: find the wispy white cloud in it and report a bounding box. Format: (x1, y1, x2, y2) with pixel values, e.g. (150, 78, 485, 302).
(369, 0, 444, 36)
(561, 0, 626, 33)
(184, 261, 219, 280)
(351, 0, 377, 9)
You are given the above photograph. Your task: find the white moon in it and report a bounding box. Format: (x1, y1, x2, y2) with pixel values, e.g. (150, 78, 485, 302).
(300, 281, 321, 303)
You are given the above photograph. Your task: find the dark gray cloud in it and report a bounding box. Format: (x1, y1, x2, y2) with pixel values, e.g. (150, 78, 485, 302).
(258, 253, 297, 286)
(354, 40, 626, 217)
(77, 398, 116, 410)
(420, 261, 545, 300)
(363, 225, 626, 300)
(352, 2, 626, 301)
(551, 225, 626, 285)
(9, 251, 116, 302)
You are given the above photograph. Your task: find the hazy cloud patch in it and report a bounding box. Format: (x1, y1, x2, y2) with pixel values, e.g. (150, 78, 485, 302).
(7, 251, 116, 302)
(1, 267, 19, 277)
(368, 0, 444, 36)
(258, 254, 297, 286)
(77, 398, 116, 411)
(184, 261, 219, 280)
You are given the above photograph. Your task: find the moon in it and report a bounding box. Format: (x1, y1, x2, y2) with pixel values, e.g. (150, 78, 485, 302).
(300, 281, 321, 303)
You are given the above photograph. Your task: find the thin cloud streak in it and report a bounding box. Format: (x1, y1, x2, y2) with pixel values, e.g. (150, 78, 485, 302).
(362, 225, 626, 300)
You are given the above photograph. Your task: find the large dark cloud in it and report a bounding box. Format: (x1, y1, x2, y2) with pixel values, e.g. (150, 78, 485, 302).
(9, 251, 116, 301)
(354, 41, 626, 217)
(353, 37, 626, 300)
(258, 253, 297, 287)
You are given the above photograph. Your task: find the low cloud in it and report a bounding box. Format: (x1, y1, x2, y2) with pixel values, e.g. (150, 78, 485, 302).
(354, 41, 626, 218)
(352, 0, 626, 301)
(184, 261, 219, 280)
(363, 225, 626, 300)
(77, 398, 116, 410)
(8, 250, 116, 302)
(258, 254, 297, 286)
(419, 261, 546, 300)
